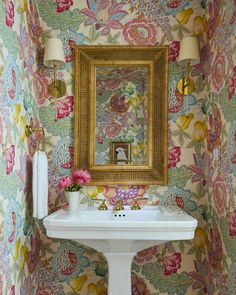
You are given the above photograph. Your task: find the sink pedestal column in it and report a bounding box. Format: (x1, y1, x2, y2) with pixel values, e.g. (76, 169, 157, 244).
(104, 252, 136, 295)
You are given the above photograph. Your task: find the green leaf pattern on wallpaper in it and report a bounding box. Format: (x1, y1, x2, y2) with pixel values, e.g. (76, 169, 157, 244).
(37, 0, 85, 31)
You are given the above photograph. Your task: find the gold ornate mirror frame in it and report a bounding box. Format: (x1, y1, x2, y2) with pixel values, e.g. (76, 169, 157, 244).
(74, 45, 168, 185)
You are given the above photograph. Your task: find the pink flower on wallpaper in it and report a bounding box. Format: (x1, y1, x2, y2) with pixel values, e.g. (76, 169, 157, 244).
(176, 196, 184, 208)
(228, 66, 236, 99)
(168, 41, 180, 62)
(105, 121, 122, 137)
(81, 0, 127, 36)
(5, 0, 14, 28)
(8, 69, 16, 99)
(123, 18, 157, 45)
(109, 94, 129, 113)
(163, 253, 182, 275)
(27, 230, 41, 273)
(5, 144, 15, 175)
(213, 175, 227, 216)
(168, 146, 181, 168)
(26, 0, 42, 45)
(134, 246, 159, 265)
(207, 226, 223, 271)
(167, 0, 181, 8)
(229, 0, 236, 24)
(54, 96, 74, 121)
(207, 106, 222, 152)
(33, 68, 50, 106)
(56, 0, 73, 13)
(9, 285, 15, 295)
(212, 52, 225, 92)
(207, 0, 220, 39)
(229, 209, 236, 236)
(131, 273, 151, 295)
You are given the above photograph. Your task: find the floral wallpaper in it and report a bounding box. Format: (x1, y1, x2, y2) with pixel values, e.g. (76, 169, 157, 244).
(0, 0, 236, 294)
(0, 0, 41, 293)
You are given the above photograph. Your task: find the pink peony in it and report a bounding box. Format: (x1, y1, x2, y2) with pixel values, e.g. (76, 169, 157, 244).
(6, 144, 15, 175)
(229, 209, 236, 236)
(168, 146, 181, 168)
(5, 0, 14, 28)
(123, 18, 157, 45)
(72, 169, 91, 184)
(58, 176, 73, 191)
(163, 253, 182, 275)
(56, 0, 73, 13)
(228, 66, 236, 99)
(168, 41, 180, 62)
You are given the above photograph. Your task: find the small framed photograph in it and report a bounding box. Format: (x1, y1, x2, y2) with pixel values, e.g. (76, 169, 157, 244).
(111, 142, 131, 164)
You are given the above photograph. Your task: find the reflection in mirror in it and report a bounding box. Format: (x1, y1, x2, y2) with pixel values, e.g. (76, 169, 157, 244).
(95, 66, 148, 165)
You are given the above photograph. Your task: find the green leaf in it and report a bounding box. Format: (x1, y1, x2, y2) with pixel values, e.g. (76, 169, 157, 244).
(168, 165, 192, 187)
(107, 32, 121, 44)
(37, 0, 85, 31)
(85, 25, 103, 43)
(142, 263, 193, 295)
(220, 216, 236, 263)
(0, 159, 20, 199)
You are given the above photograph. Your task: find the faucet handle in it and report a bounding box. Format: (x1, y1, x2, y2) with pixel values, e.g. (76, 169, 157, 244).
(131, 198, 148, 210)
(91, 198, 108, 210)
(113, 199, 124, 211)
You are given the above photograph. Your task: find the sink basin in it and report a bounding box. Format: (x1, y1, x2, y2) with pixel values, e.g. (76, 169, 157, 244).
(43, 206, 197, 295)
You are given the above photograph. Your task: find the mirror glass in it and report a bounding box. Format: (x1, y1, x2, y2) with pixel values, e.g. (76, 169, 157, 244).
(74, 46, 168, 185)
(95, 65, 148, 165)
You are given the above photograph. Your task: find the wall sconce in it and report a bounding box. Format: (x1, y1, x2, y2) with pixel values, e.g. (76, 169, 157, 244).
(177, 36, 200, 95)
(43, 37, 66, 98)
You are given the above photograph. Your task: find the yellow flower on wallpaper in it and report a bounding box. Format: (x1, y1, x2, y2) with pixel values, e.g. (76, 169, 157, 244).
(20, 0, 28, 13)
(176, 8, 193, 25)
(19, 245, 28, 270)
(13, 238, 21, 261)
(128, 93, 144, 107)
(131, 142, 145, 157)
(176, 113, 194, 130)
(13, 104, 21, 124)
(70, 275, 87, 292)
(193, 121, 207, 141)
(194, 227, 207, 248)
(192, 16, 205, 36)
(88, 283, 107, 295)
(86, 186, 104, 199)
(20, 116, 26, 141)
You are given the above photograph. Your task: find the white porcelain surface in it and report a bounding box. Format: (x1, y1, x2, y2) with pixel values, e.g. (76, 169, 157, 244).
(43, 206, 197, 295)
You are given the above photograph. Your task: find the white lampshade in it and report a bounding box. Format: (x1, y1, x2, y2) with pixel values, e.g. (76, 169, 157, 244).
(43, 38, 65, 68)
(178, 36, 200, 65)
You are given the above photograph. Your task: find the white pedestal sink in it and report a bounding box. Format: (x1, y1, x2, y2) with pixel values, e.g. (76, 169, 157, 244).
(43, 206, 197, 295)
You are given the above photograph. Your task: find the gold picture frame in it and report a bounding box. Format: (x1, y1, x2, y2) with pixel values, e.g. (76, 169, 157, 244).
(111, 142, 131, 165)
(74, 45, 168, 185)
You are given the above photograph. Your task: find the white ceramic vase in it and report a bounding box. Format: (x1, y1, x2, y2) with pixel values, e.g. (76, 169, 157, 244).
(67, 191, 84, 211)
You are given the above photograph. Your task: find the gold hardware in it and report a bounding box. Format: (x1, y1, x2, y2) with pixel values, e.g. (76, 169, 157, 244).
(131, 198, 148, 210)
(113, 199, 124, 211)
(25, 124, 45, 151)
(91, 198, 108, 210)
(98, 200, 108, 210)
(177, 77, 195, 95)
(48, 64, 66, 98)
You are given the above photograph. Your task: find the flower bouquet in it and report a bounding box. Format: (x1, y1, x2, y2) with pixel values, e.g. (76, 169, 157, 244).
(58, 169, 91, 211)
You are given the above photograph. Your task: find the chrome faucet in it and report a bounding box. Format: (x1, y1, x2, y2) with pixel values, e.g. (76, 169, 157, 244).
(113, 199, 124, 211)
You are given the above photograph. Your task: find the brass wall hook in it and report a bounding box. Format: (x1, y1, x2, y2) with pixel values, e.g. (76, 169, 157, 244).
(25, 124, 45, 151)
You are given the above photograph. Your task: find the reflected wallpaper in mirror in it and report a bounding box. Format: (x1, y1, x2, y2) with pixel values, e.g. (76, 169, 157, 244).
(95, 66, 148, 165)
